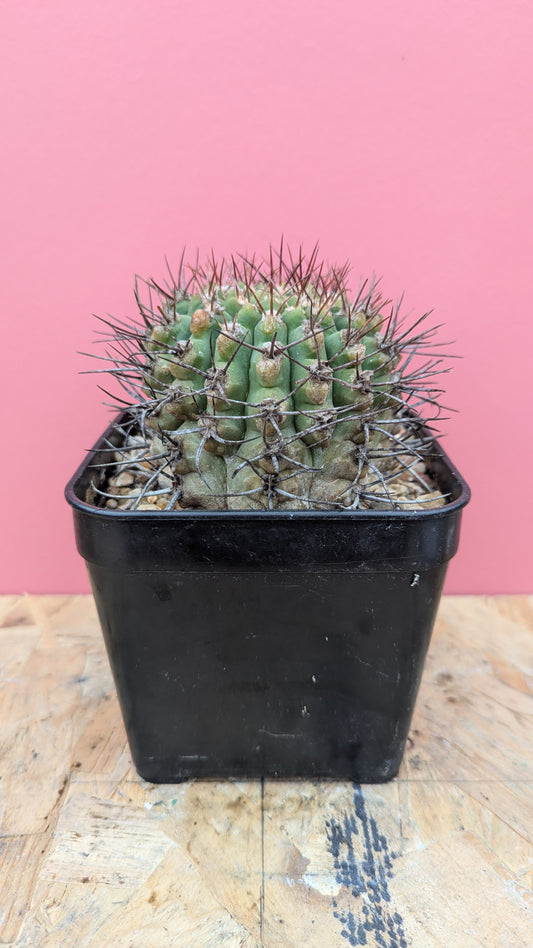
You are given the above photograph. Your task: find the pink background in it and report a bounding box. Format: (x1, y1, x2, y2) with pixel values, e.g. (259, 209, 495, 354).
(2, 1, 532, 594)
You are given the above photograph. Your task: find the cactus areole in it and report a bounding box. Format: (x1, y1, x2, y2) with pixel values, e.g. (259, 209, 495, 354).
(66, 245, 470, 783)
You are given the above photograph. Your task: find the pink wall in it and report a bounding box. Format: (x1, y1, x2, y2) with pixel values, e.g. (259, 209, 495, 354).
(2, 1, 532, 593)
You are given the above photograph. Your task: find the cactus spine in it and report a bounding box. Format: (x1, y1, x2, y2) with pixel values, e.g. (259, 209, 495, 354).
(91, 246, 448, 511)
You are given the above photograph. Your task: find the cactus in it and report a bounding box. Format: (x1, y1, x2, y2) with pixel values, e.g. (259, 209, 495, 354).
(89, 245, 449, 511)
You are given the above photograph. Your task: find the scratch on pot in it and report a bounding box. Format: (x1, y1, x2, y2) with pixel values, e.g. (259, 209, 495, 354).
(354, 655, 395, 681)
(326, 784, 408, 947)
(258, 729, 301, 739)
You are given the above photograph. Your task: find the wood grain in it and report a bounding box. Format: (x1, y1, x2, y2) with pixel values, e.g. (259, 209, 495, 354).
(0, 595, 531, 947)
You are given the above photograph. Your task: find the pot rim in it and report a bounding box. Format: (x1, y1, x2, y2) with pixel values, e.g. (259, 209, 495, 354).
(65, 412, 471, 522)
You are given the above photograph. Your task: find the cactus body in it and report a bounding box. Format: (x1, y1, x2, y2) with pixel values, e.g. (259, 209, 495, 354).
(94, 247, 448, 511)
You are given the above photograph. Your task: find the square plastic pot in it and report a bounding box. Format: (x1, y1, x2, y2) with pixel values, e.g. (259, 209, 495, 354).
(65, 416, 470, 783)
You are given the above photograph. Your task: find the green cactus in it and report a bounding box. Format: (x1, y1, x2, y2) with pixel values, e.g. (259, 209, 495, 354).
(92, 245, 448, 511)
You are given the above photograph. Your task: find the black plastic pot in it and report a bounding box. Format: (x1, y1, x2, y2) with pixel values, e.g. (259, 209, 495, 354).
(65, 416, 470, 783)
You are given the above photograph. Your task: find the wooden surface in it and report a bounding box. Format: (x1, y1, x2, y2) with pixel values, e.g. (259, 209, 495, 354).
(0, 595, 532, 947)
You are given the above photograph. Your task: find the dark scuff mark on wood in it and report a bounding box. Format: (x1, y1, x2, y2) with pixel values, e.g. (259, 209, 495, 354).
(326, 783, 408, 947)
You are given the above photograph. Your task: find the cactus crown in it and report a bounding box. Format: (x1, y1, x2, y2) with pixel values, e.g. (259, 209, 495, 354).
(88, 244, 450, 511)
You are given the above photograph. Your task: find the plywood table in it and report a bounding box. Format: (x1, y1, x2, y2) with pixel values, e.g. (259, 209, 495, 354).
(0, 595, 532, 946)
